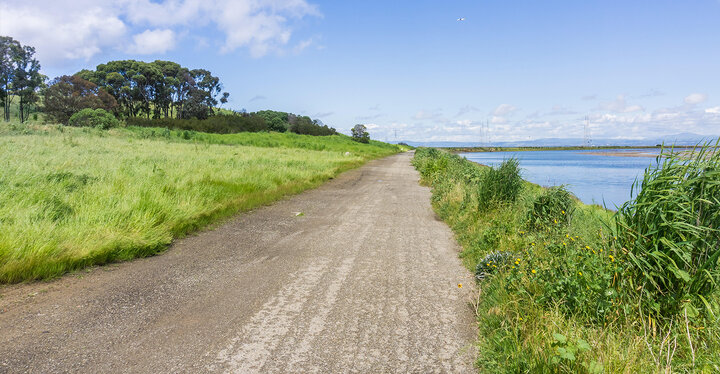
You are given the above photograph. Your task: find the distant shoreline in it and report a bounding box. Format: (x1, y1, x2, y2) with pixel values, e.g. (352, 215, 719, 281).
(446, 145, 694, 153)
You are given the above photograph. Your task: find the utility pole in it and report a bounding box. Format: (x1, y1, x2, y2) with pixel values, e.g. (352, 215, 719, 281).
(583, 116, 591, 147)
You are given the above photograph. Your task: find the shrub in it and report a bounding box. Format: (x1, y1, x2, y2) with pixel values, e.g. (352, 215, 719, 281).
(614, 143, 720, 319)
(42, 75, 118, 124)
(478, 157, 523, 211)
(527, 186, 576, 231)
(125, 113, 268, 134)
(351, 124, 370, 143)
(475, 251, 515, 281)
(68, 108, 119, 129)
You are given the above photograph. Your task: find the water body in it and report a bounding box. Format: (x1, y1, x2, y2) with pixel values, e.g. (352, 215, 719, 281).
(460, 149, 663, 209)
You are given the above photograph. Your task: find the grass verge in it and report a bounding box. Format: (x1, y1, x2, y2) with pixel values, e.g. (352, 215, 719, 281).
(0, 122, 402, 283)
(413, 147, 719, 373)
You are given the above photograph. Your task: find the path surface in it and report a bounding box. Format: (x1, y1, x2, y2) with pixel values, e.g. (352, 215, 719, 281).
(0, 152, 477, 373)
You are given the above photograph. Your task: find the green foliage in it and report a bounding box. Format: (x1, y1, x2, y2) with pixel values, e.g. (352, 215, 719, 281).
(351, 124, 370, 143)
(614, 143, 720, 320)
(412, 146, 720, 372)
(43, 75, 118, 124)
(477, 157, 523, 211)
(527, 185, 576, 231)
(1, 36, 45, 123)
(288, 114, 336, 136)
(68, 108, 119, 129)
(0, 122, 399, 283)
(126, 113, 267, 134)
(77, 60, 225, 119)
(475, 251, 514, 281)
(255, 110, 289, 132)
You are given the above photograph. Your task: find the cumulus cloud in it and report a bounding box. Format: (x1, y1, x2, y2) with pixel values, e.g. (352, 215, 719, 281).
(491, 104, 518, 116)
(599, 95, 644, 113)
(706, 107, 720, 114)
(684, 93, 708, 105)
(0, 0, 319, 63)
(0, 0, 126, 62)
(128, 29, 176, 54)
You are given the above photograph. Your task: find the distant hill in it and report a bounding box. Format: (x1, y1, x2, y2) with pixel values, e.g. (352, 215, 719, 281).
(395, 133, 717, 148)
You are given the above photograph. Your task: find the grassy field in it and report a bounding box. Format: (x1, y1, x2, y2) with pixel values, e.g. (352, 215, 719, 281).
(0, 122, 402, 283)
(413, 148, 719, 373)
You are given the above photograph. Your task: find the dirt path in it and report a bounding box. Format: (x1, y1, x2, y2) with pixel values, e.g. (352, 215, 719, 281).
(0, 152, 477, 373)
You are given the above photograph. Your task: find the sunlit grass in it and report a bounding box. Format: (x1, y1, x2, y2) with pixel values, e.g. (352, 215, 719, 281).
(413, 147, 720, 373)
(0, 123, 400, 283)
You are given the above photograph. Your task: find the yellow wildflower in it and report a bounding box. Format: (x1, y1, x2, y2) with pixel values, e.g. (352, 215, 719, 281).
(458, 283, 463, 288)
(609, 255, 615, 262)
(578, 272, 582, 276)
(532, 269, 537, 274)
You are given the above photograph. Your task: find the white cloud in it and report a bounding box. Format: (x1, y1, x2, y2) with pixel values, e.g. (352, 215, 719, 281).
(490, 116, 508, 124)
(684, 93, 708, 105)
(128, 29, 176, 54)
(706, 107, 720, 114)
(599, 95, 644, 113)
(0, 0, 319, 64)
(492, 104, 518, 116)
(0, 1, 126, 62)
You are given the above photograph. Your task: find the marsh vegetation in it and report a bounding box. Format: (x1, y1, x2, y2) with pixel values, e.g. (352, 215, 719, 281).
(413, 146, 719, 372)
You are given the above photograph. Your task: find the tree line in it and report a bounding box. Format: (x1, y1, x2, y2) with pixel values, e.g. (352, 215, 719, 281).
(1, 35, 342, 137)
(76, 60, 228, 120)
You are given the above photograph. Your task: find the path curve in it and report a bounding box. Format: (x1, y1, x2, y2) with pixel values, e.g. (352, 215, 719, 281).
(0, 152, 477, 373)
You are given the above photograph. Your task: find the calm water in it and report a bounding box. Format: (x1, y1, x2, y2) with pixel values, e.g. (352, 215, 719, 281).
(460, 149, 662, 209)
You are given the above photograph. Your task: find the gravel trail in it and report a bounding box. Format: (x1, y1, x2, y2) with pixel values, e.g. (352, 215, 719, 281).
(0, 151, 477, 373)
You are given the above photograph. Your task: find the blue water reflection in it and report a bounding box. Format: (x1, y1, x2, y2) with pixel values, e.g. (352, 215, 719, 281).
(460, 149, 661, 209)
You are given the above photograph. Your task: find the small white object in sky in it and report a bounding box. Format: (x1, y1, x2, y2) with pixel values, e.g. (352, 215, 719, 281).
(457, 17, 466, 21)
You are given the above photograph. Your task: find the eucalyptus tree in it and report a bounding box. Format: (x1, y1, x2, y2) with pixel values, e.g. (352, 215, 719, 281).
(0, 36, 45, 122)
(43, 75, 117, 124)
(77, 60, 227, 120)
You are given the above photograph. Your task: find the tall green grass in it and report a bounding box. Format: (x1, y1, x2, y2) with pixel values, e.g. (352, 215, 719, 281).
(413, 147, 720, 373)
(0, 122, 400, 283)
(614, 143, 720, 319)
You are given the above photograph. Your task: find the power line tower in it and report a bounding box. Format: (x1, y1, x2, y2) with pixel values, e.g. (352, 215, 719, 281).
(486, 119, 491, 146)
(394, 129, 398, 143)
(583, 115, 592, 147)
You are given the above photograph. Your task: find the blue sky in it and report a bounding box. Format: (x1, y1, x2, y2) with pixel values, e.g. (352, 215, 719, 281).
(2, 0, 719, 142)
